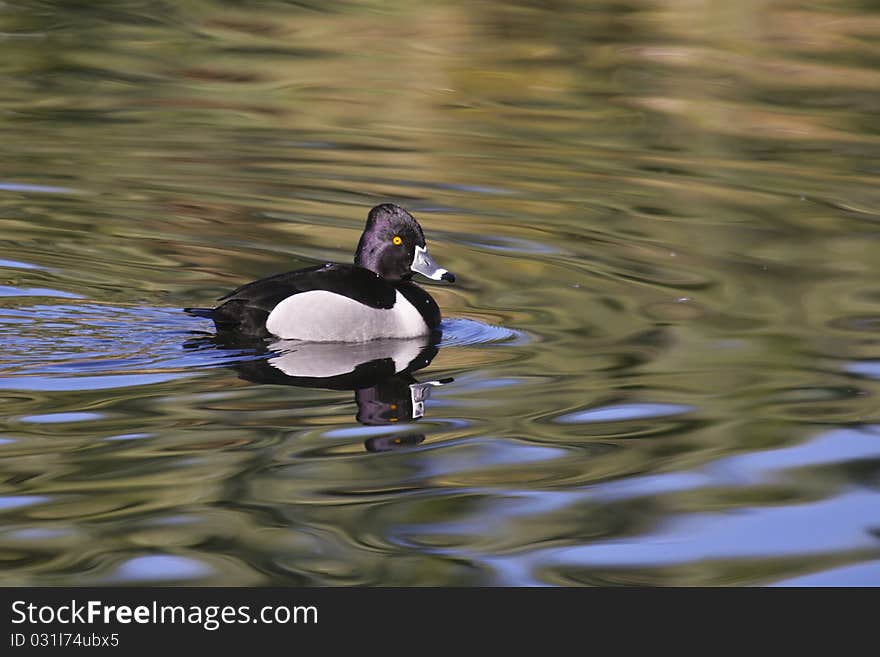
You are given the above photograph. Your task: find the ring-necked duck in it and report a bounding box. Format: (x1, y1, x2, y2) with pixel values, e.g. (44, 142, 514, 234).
(187, 204, 455, 342)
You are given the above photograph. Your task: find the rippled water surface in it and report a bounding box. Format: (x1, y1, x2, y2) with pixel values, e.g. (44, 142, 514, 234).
(2, 0, 880, 586)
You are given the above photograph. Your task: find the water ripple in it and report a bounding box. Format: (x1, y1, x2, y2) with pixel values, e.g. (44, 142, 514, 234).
(557, 403, 696, 424)
(2, 0, 880, 587)
(0, 182, 78, 194)
(770, 560, 880, 587)
(0, 304, 264, 381)
(439, 318, 530, 347)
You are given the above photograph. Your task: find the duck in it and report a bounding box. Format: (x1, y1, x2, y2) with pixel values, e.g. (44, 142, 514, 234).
(186, 204, 455, 342)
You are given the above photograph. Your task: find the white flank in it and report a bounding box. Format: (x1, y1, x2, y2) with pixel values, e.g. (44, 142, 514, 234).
(265, 290, 428, 342)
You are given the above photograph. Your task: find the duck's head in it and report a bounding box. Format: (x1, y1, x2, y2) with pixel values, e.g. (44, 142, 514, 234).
(355, 204, 456, 284)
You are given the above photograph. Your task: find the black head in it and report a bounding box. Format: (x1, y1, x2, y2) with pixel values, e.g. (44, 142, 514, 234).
(355, 204, 455, 283)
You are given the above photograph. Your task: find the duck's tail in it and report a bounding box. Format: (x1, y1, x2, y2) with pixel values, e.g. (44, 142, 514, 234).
(183, 307, 214, 319)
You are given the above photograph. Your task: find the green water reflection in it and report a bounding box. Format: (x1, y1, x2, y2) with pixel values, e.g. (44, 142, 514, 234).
(1, 0, 880, 585)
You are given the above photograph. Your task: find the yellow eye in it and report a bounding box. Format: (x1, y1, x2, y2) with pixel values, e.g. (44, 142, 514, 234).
(392, 235, 403, 245)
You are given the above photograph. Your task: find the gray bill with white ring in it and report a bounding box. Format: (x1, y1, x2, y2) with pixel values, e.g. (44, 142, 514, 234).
(411, 244, 456, 282)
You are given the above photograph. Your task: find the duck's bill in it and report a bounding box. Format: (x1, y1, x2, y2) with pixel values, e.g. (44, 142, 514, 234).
(412, 244, 456, 283)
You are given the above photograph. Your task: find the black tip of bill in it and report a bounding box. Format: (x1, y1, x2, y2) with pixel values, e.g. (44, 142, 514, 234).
(441, 271, 456, 283)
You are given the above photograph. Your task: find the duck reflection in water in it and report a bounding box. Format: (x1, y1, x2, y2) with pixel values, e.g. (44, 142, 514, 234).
(188, 333, 451, 452)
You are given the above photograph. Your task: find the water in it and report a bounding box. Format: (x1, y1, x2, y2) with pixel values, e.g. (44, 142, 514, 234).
(2, 0, 880, 586)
